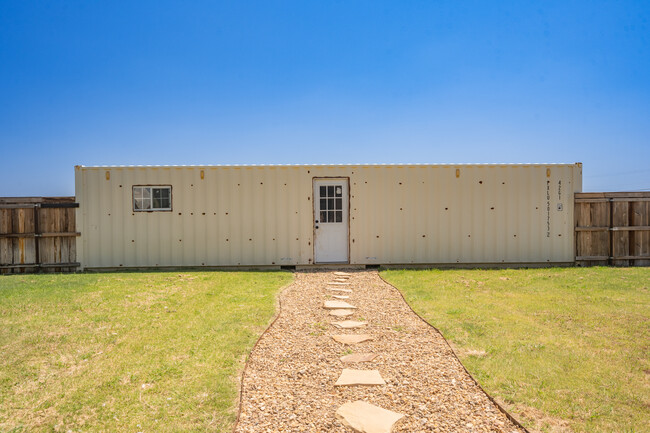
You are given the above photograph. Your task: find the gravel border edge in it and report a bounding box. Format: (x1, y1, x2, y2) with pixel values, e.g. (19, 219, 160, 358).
(231, 273, 295, 433)
(377, 272, 532, 433)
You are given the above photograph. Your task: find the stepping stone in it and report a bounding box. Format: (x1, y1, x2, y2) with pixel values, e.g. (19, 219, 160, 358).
(327, 287, 353, 293)
(324, 300, 357, 310)
(332, 334, 372, 344)
(336, 401, 404, 433)
(340, 353, 378, 363)
(334, 272, 351, 277)
(332, 295, 349, 300)
(328, 282, 351, 286)
(335, 369, 386, 386)
(332, 320, 367, 329)
(334, 278, 349, 282)
(329, 309, 355, 317)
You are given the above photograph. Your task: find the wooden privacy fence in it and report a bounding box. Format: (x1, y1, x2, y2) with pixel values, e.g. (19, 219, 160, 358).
(3, 193, 648, 272)
(575, 192, 650, 266)
(0, 197, 79, 274)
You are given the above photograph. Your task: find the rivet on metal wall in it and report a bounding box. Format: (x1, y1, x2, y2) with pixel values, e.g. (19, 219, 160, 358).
(105, 171, 110, 180)
(456, 168, 460, 178)
(200, 170, 204, 180)
(546, 168, 551, 178)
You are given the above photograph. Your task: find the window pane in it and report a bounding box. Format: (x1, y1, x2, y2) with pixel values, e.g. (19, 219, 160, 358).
(328, 198, 334, 209)
(327, 186, 334, 197)
(328, 211, 335, 222)
(320, 211, 327, 222)
(335, 198, 342, 210)
(320, 186, 326, 197)
(335, 186, 342, 197)
(152, 192, 171, 209)
(320, 199, 327, 211)
(133, 186, 171, 211)
(335, 211, 342, 222)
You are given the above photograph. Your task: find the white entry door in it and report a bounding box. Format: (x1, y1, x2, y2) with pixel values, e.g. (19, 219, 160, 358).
(313, 178, 349, 263)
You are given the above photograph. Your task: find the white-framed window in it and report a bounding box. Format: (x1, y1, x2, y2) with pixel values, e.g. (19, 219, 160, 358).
(133, 186, 172, 211)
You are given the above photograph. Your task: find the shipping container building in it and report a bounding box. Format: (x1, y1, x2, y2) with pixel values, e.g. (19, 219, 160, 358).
(75, 163, 583, 270)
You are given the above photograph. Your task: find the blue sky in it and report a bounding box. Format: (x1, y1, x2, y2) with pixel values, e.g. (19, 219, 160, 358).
(1, 0, 649, 195)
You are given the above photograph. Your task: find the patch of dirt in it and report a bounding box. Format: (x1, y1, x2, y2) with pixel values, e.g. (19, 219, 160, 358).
(456, 348, 488, 358)
(513, 404, 572, 433)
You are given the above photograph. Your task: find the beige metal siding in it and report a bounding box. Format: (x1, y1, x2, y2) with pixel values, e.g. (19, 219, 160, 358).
(348, 164, 580, 264)
(76, 164, 582, 269)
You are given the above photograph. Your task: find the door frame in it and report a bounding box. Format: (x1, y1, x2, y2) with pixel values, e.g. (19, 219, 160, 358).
(312, 177, 351, 264)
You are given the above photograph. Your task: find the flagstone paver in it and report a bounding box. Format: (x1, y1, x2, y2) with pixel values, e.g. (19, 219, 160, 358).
(234, 270, 527, 433)
(341, 353, 378, 363)
(324, 300, 357, 309)
(330, 309, 355, 317)
(328, 281, 351, 286)
(336, 400, 404, 433)
(327, 287, 353, 293)
(332, 295, 350, 300)
(335, 369, 386, 386)
(332, 320, 367, 329)
(334, 271, 351, 277)
(332, 334, 373, 344)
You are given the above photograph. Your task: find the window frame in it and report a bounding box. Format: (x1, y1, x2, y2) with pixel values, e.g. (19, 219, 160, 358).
(132, 185, 173, 212)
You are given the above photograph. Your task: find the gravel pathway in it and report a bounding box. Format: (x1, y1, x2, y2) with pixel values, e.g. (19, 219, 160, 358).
(234, 270, 526, 433)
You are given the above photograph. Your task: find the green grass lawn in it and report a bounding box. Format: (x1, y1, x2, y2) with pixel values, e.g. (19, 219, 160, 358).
(0, 271, 292, 433)
(382, 267, 650, 433)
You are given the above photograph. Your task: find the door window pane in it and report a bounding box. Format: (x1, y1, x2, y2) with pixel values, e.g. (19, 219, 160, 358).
(316, 182, 345, 223)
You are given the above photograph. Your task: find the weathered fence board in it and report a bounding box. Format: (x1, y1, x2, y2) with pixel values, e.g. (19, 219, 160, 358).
(3, 193, 647, 271)
(575, 192, 650, 266)
(0, 197, 79, 274)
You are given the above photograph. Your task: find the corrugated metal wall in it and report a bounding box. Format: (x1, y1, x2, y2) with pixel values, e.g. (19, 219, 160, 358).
(75, 164, 582, 269)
